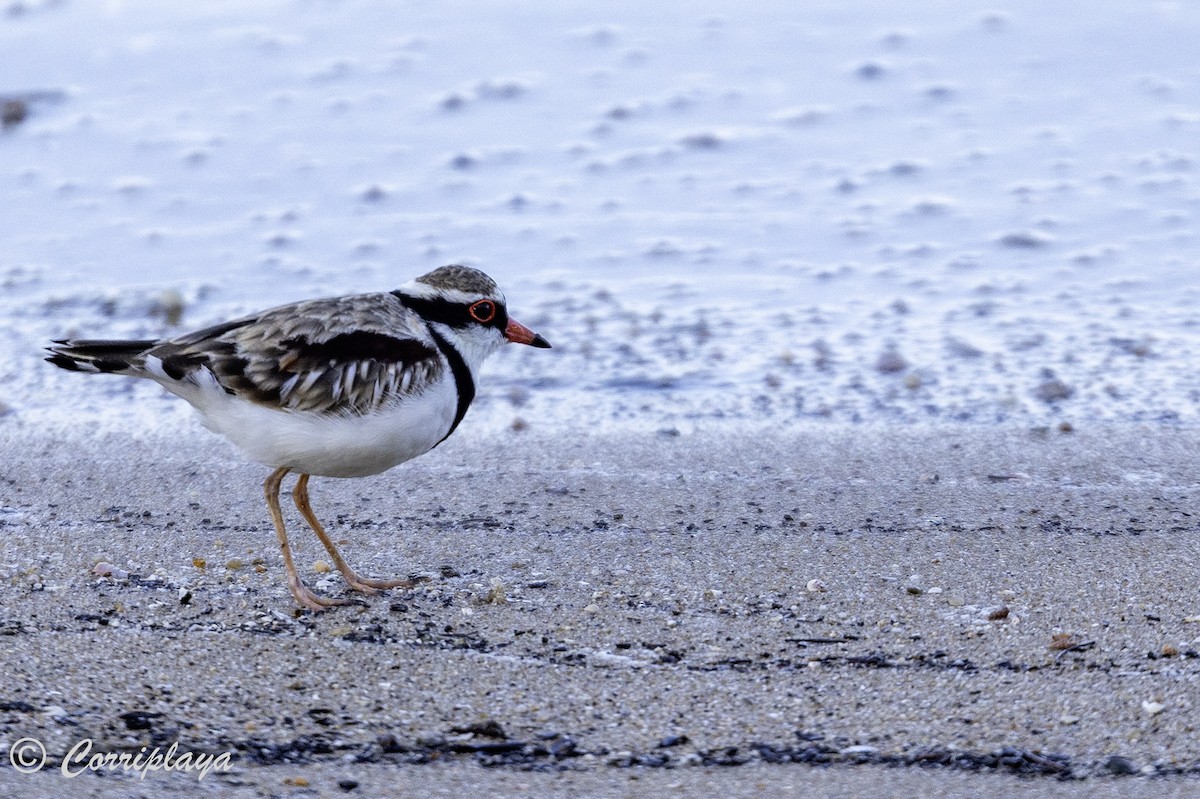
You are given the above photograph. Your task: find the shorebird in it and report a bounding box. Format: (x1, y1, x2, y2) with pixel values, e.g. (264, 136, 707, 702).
(47, 265, 550, 611)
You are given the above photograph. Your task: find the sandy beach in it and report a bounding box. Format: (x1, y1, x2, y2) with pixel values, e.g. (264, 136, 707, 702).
(4, 0, 1200, 795)
(1, 421, 1197, 796)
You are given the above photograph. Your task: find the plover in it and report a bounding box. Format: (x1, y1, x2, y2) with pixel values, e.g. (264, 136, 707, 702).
(47, 265, 551, 611)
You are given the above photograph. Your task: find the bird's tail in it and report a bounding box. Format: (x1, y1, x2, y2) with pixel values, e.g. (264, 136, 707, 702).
(45, 339, 159, 375)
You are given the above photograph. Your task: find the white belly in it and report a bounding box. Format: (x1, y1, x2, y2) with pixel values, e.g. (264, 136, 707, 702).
(168, 376, 457, 478)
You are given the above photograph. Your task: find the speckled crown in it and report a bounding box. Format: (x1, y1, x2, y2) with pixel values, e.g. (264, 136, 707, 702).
(415, 265, 499, 296)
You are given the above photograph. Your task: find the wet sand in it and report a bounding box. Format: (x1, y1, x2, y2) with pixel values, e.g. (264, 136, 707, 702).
(1, 421, 1198, 796)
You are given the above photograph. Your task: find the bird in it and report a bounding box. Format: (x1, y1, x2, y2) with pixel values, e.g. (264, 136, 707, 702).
(46, 265, 551, 611)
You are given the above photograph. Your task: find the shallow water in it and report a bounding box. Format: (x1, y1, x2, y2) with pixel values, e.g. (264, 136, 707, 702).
(3, 0, 1199, 433)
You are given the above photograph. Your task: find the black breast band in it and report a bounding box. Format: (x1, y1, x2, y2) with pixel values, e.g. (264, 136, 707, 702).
(428, 328, 475, 446)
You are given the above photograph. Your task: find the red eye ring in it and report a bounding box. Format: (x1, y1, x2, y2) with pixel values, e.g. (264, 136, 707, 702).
(469, 300, 497, 323)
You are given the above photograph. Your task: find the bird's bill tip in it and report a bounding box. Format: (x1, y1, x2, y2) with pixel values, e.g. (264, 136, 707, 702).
(504, 318, 551, 348)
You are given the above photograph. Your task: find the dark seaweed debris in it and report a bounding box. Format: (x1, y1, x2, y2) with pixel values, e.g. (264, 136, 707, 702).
(214, 728, 1183, 779)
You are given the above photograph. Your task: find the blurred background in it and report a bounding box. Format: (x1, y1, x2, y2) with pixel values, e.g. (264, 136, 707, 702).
(2, 0, 1198, 434)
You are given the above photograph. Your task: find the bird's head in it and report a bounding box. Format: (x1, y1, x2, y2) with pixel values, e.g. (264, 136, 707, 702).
(397, 265, 550, 371)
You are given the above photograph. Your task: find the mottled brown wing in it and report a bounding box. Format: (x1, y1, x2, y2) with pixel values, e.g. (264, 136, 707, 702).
(149, 292, 444, 415)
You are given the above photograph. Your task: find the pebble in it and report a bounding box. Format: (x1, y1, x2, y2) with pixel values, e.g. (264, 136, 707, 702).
(875, 349, 909, 374)
(1103, 755, 1139, 775)
(1141, 700, 1166, 716)
(840, 744, 880, 756)
(1034, 375, 1073, 403)
(483, 578, 508, 604)
(1, 98, 28, 129)
(945, 336, 984, 358)
(93, 562, 129, 579)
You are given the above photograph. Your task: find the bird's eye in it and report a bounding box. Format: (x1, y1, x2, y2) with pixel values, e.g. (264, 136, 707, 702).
(469, 300, 496, 323)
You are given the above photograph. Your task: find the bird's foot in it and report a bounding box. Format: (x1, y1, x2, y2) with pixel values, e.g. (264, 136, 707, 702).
(289, 579, 352, 612)
(342, 573, 416, 595)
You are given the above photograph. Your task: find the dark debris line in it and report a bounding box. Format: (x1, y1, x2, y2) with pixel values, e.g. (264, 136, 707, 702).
(3, 722, 1181, 781)
(196, 727, 1199, 780)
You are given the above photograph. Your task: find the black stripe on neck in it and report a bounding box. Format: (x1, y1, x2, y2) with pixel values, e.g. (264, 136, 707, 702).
(428, 327, 475, 447)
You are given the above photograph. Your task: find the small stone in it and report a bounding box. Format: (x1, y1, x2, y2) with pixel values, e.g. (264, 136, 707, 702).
(1, 99, 28, 129)
(93, 562, 129, 580)
(1049, 632, 1083, 651)
(1034, 374, 1073, 403)
(192, 557, 206, 570)
(854, 61, 887, 80)
(997, 230, 1052, 249)
(805, 579, 828, 593)
(119, 711, 160, 731)
(358, 184, 390, 202)
(875, 349, 909, 374)
(1141, 700, 1166, 716)
(677, 131, 723, 150)
(985, 605, 1010, 621)
(313, 560, 332, 574)
(945, 336, 984, 358)
(840, 744, 879, 756)
(905, 585, 923, 595)
(583, 603, 600, 614)
(1104, 755, 1139, 775)
(484, 578, 507, 604)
